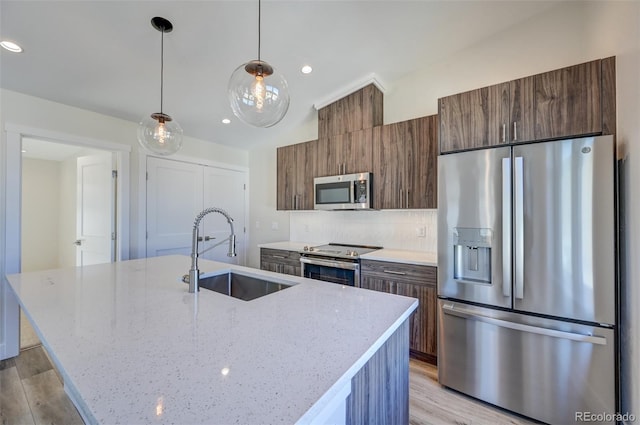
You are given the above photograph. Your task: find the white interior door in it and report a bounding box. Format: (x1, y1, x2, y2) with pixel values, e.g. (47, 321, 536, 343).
(76, 153, 115, 266)
(146, 157, 203, 257)
(201, 167, 247, 265)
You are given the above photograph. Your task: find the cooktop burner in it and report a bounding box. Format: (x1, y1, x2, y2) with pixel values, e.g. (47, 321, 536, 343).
(302, 243, 382, 259)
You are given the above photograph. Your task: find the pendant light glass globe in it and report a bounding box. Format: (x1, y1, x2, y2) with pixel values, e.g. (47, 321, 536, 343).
(137, 112, 183, 156)
(228, 60, 290, 128)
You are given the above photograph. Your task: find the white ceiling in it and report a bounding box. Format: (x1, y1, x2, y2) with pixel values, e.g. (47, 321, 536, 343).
(1, 1, 564, 150)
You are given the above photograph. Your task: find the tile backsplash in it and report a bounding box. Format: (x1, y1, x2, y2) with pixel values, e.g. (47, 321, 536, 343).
(290, 210, 437, 253)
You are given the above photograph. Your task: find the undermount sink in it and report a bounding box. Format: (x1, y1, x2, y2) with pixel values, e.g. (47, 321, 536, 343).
(195, 272, 292, 301)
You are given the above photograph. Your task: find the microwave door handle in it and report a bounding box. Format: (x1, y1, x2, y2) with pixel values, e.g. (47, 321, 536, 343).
(352, 180, 357, 204)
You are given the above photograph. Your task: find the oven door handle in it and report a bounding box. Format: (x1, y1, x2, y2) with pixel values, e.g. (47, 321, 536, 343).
(300, 257, 359, 271)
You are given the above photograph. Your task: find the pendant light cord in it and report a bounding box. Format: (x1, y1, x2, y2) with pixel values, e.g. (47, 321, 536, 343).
(257, 0, 261, 62)
(160, 26, 164, 114)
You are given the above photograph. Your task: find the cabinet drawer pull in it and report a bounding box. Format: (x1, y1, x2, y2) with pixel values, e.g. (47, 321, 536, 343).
(272, 255, 286, 259)
(502, 124, 506, 143)
(513, 122, 518, 141)
(383, 270, 407, 275)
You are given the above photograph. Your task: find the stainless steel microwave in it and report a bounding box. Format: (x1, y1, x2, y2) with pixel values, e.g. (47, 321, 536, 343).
(314, 172, 372, 210)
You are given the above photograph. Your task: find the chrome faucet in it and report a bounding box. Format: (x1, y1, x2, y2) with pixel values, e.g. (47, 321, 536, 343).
(187, 207, 237, 293)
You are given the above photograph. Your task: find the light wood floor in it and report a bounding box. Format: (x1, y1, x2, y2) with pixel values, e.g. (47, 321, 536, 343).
(1, 342, 539, 425)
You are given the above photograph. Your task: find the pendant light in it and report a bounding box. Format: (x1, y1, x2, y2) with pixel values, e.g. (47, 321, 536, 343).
(137, 17, 183, 156)
(228, 0, 290, 128)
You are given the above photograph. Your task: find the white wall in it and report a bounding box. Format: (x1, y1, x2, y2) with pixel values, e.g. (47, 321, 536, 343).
(21, 158, 61, 272)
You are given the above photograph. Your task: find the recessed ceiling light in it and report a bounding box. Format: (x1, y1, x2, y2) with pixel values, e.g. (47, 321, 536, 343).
(21, 150, 27, 153)
(1, 40, 23, 53)
(222, 118, 231, 124)
(301, 65, 313, 74)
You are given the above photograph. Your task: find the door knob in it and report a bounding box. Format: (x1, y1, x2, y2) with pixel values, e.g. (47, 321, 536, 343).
(73, 239, 82, 246)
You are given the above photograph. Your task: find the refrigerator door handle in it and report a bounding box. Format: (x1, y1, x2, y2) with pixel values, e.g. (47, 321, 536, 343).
(502, 158, 512, 298)
(441, 304, 607, 345)
(514, 156, 524, 299)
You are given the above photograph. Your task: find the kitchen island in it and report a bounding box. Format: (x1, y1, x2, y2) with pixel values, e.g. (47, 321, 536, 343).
(5, 255, 417, 424)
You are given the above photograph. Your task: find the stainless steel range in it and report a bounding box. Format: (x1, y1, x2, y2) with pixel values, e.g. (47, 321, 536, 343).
(300, 243, 382, 286)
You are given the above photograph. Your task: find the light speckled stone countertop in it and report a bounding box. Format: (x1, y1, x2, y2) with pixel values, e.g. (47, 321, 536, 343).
(6, 255, 417, 425)
(259, 241, 438, 267)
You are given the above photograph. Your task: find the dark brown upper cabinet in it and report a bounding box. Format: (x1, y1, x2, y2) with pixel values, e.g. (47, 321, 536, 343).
(439, 57, 616, 153)
(316, 128, 373, 177)
(317, 84, 383, 139)
(276, 140, 317, 210)
(438, 84, 508, 152)
(372, 115, 438, 209)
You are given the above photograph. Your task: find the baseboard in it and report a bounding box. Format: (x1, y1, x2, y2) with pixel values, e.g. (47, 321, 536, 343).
(410, 350, 437, 366)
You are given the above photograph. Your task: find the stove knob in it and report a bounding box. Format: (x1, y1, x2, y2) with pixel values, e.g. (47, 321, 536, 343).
(309, 247, 315, 251)
(303, 246, 309, 251)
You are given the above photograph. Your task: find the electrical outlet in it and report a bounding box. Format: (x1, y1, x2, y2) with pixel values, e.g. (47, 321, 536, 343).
(304, 224, 310, 232)
(255, 221, 260, 229)
(271, 221, 279, 230)
(416, 226, 426, 237)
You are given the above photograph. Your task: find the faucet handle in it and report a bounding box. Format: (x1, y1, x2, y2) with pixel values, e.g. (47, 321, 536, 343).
(182, 274, 190, 284)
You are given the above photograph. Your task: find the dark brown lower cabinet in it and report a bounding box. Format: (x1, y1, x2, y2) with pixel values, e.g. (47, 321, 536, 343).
(360, 259, 437, 364)
(347, 319, 409, 424)
(260, 248, 301, 277)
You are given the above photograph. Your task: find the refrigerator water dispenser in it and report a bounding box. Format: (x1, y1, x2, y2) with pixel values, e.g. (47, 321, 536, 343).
(453, 228, 492, 284)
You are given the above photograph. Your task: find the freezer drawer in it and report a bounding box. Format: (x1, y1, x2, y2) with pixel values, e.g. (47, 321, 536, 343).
(438, 300, 616, 425)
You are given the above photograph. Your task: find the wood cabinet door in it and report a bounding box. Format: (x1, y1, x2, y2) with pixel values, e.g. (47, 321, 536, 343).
(394, 281, 437, 357)
(277, 141, 317, 210)
(342, 128, 373, 174)
(260, 249, 301, 276)
(260, 260, 279, 273)
(276, 145, 296, 210)
(439, 84, 506, 153)
(508, 76, 535, 143)
(360, 275, 393, 293)
(294, 140, 317, 210)
(372, 122, 406, 209)
(405, 116, 438, 209)
(532, 60, 602, 140)
(317, 129, 373, 177)
(315, 136, 340, 177)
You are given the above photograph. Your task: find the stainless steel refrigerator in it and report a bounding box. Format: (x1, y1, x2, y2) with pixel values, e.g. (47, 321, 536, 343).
(437, 135, 617, 425)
